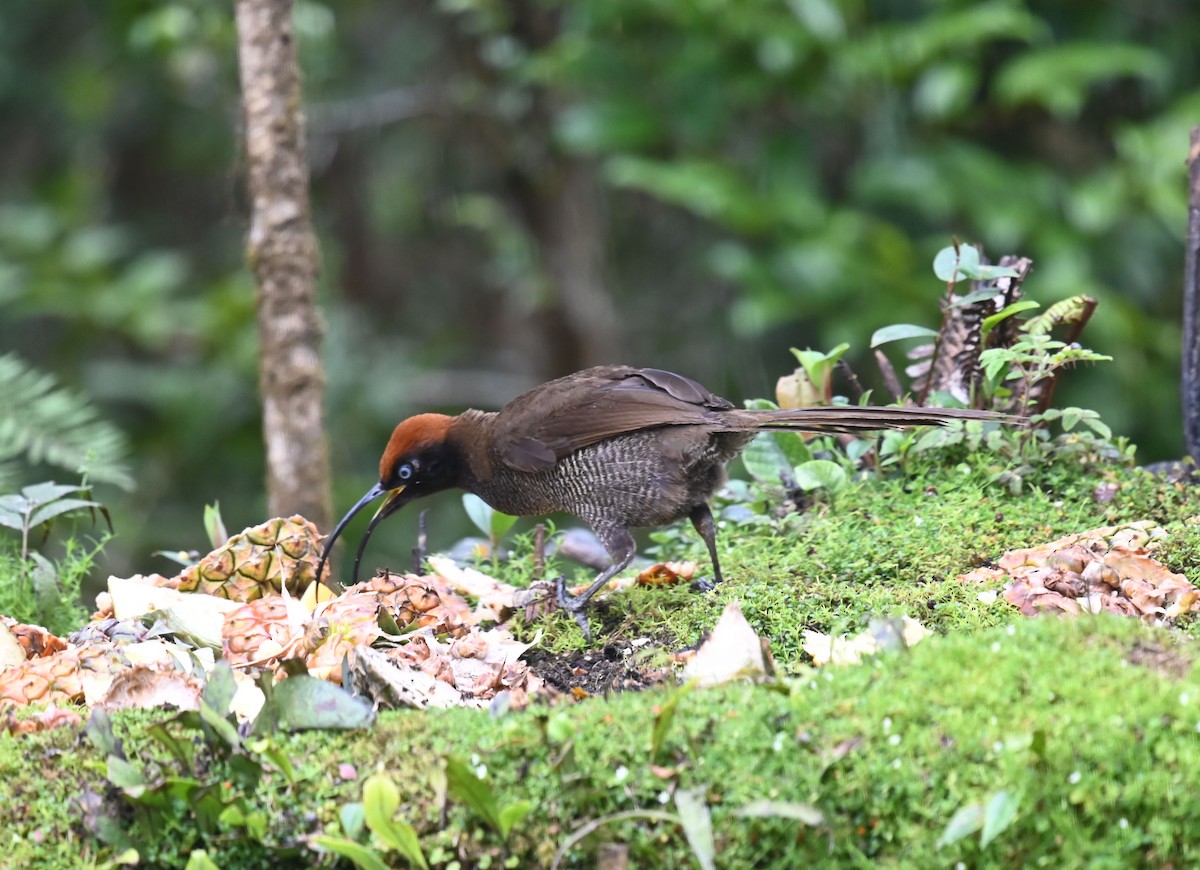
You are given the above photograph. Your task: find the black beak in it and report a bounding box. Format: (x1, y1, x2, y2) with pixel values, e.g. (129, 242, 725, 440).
(316, 482, 411, 590)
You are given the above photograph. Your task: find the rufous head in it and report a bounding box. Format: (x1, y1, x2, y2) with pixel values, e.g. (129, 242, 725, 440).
(316, 413, 463, 587)
(378, 413, 455, 482)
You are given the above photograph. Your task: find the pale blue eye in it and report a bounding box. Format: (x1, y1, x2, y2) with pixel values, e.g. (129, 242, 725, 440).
(398, 464, 413, 481)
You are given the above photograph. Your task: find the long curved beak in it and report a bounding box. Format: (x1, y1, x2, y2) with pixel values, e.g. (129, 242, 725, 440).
(316, 482, 409, 590)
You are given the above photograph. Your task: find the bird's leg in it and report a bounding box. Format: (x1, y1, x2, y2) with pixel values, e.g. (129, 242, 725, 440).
(689, 503, 722, 593)
(556, 527, 636, 639)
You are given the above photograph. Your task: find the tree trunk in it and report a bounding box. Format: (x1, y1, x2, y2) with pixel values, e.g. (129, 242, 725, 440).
(235, 0, 332, 528)
(1184, 127, 1200, 464)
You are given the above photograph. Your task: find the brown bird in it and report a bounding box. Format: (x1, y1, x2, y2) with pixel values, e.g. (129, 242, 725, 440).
(317, 365, 1005, 635)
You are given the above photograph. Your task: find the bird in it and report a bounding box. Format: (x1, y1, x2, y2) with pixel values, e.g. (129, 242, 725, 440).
(316, 365, 1007, 636)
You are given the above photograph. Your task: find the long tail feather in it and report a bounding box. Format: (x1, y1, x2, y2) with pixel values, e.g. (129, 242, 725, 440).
(730, 405, 1013, 434)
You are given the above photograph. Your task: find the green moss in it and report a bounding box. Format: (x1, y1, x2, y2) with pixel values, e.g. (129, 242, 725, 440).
(6, 459, 1200, 866)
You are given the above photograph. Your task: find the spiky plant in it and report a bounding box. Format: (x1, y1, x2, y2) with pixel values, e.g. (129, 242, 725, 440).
(0, 352, 132, 490)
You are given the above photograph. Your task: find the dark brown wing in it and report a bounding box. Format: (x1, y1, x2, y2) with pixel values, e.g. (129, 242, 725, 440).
(493, 366, 732, 472)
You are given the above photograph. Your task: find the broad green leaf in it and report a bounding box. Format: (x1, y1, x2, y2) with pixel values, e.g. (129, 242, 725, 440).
(28, 497, 102, 529)
(792, 460, 847, 493)
(933, 245, 980, 281)
(1061, 407, 1082, 430)
(341, 802, 366, 840)
(870, 324, 938, 347)
(936, 803, 984, 849)
(674, 789, 715, 870)
(489, 508, 518, 540)
(184, 851, 221, 870)
(364, 772, 429, 868)
(981, 790, 1020, 848)
(313, 836, 391, 870)
(742, 431, 813, 485)
(86, 709, 120, 757)
(499, 800, 534, 839)
(463, 494, 495, 538)
(203, 660, 238, 720)
(252, 674, 375, 733)
(734, 799, 824, 826)
(0, 503, 25, 530)
(21, 481, 85, 504)
(107, 755, 146, 793)
(445, 756, 502, 833)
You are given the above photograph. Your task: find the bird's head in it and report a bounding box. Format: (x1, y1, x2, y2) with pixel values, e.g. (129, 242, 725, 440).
(316, 413, 462, 587)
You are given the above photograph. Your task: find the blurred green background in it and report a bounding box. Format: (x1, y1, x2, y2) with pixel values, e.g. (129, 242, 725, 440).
(0, 0, 1193, 582)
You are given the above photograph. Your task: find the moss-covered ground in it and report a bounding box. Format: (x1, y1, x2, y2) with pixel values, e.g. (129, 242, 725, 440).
(5, 456, 1200, 867)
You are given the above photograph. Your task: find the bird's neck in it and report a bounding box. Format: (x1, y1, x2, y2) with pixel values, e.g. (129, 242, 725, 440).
(447, 409, 500, 486)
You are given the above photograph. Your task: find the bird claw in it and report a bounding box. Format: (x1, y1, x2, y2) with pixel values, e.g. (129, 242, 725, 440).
(554, 576, 593, 640)
(691, 576, 719, 593)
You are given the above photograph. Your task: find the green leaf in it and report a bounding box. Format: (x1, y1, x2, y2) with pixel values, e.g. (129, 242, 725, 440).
(790, 343, 850, 386)
(489, 509, 518, 540)
(341, 802, 366, 840)
(21, 482, 85, 503)
(674, 789, 715, 870)
(107, 755, 146, 793)
(734, 799, 824, 826)
(981, 790, 1020, 848)
(742, 432, 812, 486)
(86, 709, 120, 757)
(499, 800, 534, 839)
(949, 289, 1001, 308)
(146, 722, 195, 769)
(363, 772, 429, 868)
(995, 42, 1168, 117)
(28, 497, 102, 529)
(445, 756, 502, 833)
(791, 460, 847, 493)
(313, 836, 391, 870)
(462, 493, 494, 537)
(198, 699, 241, 752)
(651, 682, 693, 762)
(870, 324, 938, 347)
(246, 737, 298, 786)
(184, 850, 222, 870)
(936, 803, 984, 849)
(974, 263, 1021, 280)
(1061, 407, 1082, 431)
(202, 660, 238, 720)
(933, 245, 980, 282)
(981, 301, 1040, 337)
(204, 502, 228, 549)
(252, 674, 376, 733)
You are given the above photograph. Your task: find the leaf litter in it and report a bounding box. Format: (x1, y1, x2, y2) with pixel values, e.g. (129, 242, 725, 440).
(0, 516, 723, 729)
(959, 521, 1200, 622)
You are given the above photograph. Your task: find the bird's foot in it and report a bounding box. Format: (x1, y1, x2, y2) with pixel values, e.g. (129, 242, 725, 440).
(555, 576, 594, 641)
(691, 576, 719, 593)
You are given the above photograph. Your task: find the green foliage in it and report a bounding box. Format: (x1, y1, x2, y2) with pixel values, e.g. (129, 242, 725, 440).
(80, 661, 374, 866)
(0, 480, 112, 633)
(462, 493, 519, 563)
(0, 353, 132, 490)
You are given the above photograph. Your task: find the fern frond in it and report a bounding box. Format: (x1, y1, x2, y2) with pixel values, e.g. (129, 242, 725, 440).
(0, 353, 134, 490)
